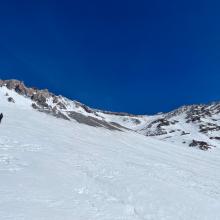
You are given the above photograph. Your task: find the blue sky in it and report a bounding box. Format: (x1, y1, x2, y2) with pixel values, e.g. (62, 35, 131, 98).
(0, 0, 220, 114)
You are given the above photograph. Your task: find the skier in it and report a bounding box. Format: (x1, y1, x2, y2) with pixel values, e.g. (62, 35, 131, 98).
(0, 113, 3, 123)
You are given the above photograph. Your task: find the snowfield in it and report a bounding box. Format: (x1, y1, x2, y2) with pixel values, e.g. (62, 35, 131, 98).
(0, 87, 220, 220)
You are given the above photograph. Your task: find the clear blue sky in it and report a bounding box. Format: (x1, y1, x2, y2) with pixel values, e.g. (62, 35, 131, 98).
(0, 0, 220, 114)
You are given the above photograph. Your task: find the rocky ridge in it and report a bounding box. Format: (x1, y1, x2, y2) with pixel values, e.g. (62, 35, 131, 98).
(1, 79, 220, 151)
(138, 104, 220, 150)
(0, 79, 127, 131)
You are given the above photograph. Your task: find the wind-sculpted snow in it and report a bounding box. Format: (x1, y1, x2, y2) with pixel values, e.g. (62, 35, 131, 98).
(1, 81, 220, 219)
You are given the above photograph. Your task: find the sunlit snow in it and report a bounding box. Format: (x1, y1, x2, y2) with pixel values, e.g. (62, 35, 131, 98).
(0, 87, 220, 220)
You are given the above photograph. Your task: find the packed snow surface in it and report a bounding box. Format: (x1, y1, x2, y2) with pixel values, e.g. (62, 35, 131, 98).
(0, 88, 220, 220)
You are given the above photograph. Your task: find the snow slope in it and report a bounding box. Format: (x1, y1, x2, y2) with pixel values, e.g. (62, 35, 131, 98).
(1, 79, 220, 151)
(1, 87, 220, 219)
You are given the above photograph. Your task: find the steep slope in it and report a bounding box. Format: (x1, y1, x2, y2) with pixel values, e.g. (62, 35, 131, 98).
(1, 79, 220, 151)
(134, 104, 220, 150)
(0, 81, 220, 219)
(0, 79, 129, 131)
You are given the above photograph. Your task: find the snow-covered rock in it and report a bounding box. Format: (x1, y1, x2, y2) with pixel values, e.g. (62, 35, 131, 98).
(0, 79, 220, 219)
(1, 79, 220, 151)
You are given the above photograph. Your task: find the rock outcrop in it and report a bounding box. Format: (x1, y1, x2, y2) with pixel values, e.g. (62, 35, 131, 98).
(1, 79, 220, 151)
(0, 79, 125, 131)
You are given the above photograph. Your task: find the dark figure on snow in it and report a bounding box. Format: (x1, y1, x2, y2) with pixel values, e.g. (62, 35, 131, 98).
(0, 113, 3, 123)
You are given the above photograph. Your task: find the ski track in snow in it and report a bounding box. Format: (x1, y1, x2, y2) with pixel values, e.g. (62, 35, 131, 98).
(0, 88, 220, 220)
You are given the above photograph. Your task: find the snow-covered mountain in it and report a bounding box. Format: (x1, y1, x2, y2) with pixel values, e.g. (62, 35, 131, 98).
(0, 79, 220, 219)
(1, 79, 220, 151)
(136, 104, 220, 150)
